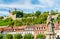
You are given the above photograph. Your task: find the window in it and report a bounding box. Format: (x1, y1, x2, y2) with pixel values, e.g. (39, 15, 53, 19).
(39, 28, 40, 30)
(37, 27, 38, 30)
(44, 27, 45, 29)
(40, 27, 43, 30)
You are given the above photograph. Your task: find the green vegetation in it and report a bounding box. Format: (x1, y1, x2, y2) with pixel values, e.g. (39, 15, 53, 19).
(0, 10, 60, 26)
(0, 34, 3, 39)
(14, 34, 22, 39)
(0, 33, 34, 39)
(24, 33, 34, 39)
(5, 34, 13, 39)
(36, 34, 46, 39)
(12, 10, 23, 18)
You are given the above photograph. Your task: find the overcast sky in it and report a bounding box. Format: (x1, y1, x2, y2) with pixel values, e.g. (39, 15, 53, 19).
(0, 0, 60, 16)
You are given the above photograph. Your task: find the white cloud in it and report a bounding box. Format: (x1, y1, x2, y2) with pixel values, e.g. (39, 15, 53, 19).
(0, 0, 48, 15)
(0, 0, 57, 15)
(39, 0, 55, 7)
(0, 4, 33, 9)
(0, 4, 46, 9)
(0, 0, 47, 10)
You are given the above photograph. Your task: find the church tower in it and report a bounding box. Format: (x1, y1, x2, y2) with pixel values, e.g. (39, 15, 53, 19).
(8, 8, 16, 20)
(46, 11, 56, 39)
(8, 9, 12, 17)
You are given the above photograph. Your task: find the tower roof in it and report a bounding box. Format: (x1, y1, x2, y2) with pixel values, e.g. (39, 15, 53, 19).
(14, 8, 17, 11)
(8, 9, 11, 13)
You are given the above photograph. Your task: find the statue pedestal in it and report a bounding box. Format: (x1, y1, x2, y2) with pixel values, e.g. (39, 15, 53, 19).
(46, 32, 56, 39)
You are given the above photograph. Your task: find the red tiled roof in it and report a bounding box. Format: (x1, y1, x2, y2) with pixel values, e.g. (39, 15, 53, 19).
(0, 28, 3, 32)
(13, 26, 26, 29)
(0, 22, 60, 32)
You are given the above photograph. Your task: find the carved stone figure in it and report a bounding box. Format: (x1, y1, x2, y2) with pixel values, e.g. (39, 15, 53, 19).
(46, 11, 56, 39)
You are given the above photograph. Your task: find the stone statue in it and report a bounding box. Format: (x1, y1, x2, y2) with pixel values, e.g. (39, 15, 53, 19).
(46, 11, 56, 39)
(47, 12, 54, 32)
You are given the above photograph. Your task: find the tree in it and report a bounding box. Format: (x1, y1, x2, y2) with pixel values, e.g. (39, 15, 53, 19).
(14, 34, 22, 39)
(0, 18, 13, 26)
(57, 14, 60, 22)
(4, 18, 13, 22)
(35, 11, 41, 17)
(4, 18, 13, 26)
(0, 34, 3, 39)
(0, 16, 4, 19)
(5, 34, 13, 39)
(14, 20, 24, 26)
(51, 10, 58, 15)
(12, 10, 23, 18)
(35, 12, 48, 24)
(8, 21, 14, 27)
(24, 33, 34, 39)
(36, 34, 46, 39)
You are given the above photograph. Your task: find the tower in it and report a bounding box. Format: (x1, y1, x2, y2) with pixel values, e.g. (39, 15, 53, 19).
(8, 8, 16, 20)
(8, 9, 12, 17)
(14, 8, 17, 11)
(46, 11, 56, 39)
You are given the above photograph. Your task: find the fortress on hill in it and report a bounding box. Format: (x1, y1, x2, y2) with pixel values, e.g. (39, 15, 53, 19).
(4, 8, 17, 20)
(3, 8, 59, 21)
